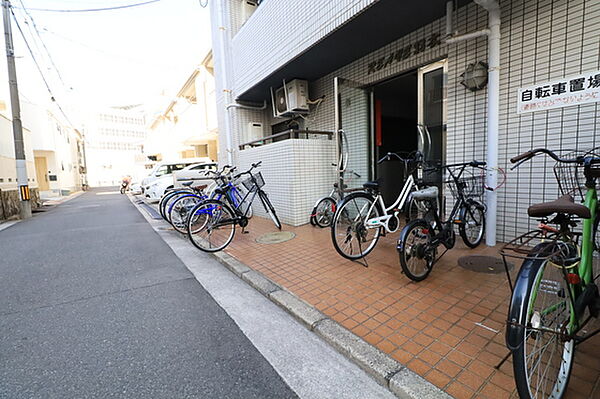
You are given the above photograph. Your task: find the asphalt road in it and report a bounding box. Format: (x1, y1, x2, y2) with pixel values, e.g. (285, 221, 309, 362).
(0, 188, 297, 398)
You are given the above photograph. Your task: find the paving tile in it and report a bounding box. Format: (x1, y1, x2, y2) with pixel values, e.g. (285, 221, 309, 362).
(222, 217, 600, 399)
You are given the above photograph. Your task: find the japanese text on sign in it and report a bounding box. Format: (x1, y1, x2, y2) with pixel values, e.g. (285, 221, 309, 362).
(517, 71, 600, 113)
(367, 33, 441, 75)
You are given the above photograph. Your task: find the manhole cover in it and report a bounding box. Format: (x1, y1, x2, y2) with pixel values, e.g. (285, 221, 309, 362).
(256, 231, 296, 244)
(458, 255, 513, 274)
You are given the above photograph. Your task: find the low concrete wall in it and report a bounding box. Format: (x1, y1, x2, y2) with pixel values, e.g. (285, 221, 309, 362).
(0, 188, 40, 220)
(238, 138, 336, 226)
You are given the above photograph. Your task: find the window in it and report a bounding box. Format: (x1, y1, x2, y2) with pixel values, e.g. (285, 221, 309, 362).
(155, 165, 168, 176)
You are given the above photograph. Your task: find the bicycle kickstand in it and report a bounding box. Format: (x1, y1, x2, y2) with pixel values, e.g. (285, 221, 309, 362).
(494, 350, 511, 370)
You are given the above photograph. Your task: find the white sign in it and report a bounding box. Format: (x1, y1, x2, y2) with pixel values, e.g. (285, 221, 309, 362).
(517, 70, 600, 114)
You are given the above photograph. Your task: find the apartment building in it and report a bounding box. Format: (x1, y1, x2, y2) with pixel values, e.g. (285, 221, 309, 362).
(84, 105, 148, 187)
(145, 51, 219, 163)
(210, 0, 600, 242)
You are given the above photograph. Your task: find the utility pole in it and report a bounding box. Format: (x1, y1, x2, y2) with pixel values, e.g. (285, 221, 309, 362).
(3, 0, 31, 219)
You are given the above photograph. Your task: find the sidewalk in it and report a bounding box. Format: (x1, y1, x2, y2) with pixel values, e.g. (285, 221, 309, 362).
(222, 217, 600, 399)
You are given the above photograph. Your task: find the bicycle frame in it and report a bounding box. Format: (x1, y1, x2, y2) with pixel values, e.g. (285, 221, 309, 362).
(365, 174, 416, 232)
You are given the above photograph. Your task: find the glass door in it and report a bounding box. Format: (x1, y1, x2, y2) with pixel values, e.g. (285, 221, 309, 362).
(418, 60, 447, 191)
(334, 77, 373, 188)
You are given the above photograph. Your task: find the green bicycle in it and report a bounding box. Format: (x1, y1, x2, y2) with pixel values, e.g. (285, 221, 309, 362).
(503, 148, 600, 399)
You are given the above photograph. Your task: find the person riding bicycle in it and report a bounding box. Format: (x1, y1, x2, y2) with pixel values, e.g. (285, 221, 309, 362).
(120, 175, 132, 193)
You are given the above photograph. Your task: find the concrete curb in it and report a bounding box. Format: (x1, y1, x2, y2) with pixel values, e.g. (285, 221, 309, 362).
(127, 195, 453, 399)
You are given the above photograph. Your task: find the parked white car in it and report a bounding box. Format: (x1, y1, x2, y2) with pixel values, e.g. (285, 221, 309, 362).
(144, 161, 218, 201)
(141, 158, 212, 191)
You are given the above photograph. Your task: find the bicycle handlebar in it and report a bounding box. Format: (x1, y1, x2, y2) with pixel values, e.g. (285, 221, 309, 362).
(376, 151, 423, 165)
(233, 161, 263, 179)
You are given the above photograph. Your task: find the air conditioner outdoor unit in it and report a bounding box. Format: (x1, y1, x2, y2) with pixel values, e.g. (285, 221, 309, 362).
(241, 0, 258, 23)
(271, 79, 309, 117)
(274, 86, 289, 117)
(285, 79, 309, 113)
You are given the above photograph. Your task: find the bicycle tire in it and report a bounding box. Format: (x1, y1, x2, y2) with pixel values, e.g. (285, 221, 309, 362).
(509, 256, 575, 399)
(398, 219, 436, 281)
(458, 200, 485, 248)
(160, 189, 190, 220)
(187, 199, 236, 252)
(169, 194, 203, 234)
(258, 190, 281, 230)
(313, 197, 336, 228)
(331, 192, 381, 260)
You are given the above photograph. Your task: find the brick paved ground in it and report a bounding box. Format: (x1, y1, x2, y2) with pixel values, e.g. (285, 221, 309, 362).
(225, 217, 600, 399)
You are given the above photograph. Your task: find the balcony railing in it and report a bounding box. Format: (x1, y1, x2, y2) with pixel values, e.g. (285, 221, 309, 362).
(238, 129, 333, 151)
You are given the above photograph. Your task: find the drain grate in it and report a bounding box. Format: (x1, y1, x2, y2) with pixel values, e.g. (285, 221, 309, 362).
(255, 231, 296, 244)
(458, 255, 513, 274)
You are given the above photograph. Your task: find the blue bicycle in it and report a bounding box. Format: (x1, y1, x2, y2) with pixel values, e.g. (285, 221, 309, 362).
(186, 161, 281, 252)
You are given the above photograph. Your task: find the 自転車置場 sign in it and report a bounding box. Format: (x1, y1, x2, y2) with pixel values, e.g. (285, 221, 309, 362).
(517, 70, 600, 114)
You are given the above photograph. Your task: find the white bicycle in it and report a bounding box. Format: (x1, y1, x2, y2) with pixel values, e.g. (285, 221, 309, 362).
(331, 151, 432, 260)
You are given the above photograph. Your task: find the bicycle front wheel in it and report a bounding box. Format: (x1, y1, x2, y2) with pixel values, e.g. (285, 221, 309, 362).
(331, 193, 380, 260)
(258, 190, 281, 229)
(187, 200, 236, 252)
(511, 257, 575, 399)
(313, 197, 336, 228)
(458, 200, 485, 248)
(398, 219, 436, 281)
(169, 194, 203, 234)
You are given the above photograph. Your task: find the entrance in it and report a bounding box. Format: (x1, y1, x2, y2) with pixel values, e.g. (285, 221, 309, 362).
(373, 71, 418, 205)
(35, 156, 49, 191)
(334, 59, 447, 205)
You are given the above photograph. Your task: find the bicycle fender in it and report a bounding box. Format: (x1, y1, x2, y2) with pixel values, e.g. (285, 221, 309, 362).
(396, 219, 432, 253)
(506, 243, 553, 351)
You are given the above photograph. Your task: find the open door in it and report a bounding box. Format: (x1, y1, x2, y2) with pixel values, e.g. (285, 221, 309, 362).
(334, 77, 372, 188)
(418, 60, 447, 194)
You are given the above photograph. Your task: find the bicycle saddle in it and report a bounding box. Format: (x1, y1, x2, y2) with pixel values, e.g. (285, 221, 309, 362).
(411, 186, 439, 200)
(363, 180, 379, 191)
(182, 181, 193, 187)
(528, 194, 591, 219)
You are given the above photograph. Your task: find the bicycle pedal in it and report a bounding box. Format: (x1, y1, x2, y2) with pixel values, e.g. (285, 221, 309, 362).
(242, 230, 250, 234)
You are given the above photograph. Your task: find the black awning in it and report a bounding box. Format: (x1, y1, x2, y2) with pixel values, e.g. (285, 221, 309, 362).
(237, 0, 471, 102)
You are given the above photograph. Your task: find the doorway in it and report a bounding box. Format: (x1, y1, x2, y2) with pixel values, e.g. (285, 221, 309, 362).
(373, 71, 418, 205)
(35, 156, 49, 191)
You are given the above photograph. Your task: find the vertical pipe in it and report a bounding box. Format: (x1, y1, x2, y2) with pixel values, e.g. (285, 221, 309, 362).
(445, 1, 453, 37)
(215, 0, 234, 165)
(474, 0, 501, 246)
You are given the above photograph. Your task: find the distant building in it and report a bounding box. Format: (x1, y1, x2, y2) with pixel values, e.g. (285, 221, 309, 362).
(84, 105, 148, 186)
(22, 100, 87, 198)
(145, 51, 218, 163)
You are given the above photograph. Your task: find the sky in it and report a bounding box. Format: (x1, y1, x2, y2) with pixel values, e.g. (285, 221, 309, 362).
(10, 0, 212, 119)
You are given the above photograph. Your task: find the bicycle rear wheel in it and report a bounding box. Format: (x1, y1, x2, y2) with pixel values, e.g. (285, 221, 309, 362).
(510, 257, 575, 399)
(398, 219, 436, 281)
(331, 193, 380, 260)
(313, 197, 336, 228)
(187, 200, 236, 252)
(258, 190, 281, 229)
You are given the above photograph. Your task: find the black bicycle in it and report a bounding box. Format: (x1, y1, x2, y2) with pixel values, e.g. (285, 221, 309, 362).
(397, 160, 487, 281)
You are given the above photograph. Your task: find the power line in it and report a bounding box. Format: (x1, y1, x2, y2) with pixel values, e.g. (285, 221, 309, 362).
(10, 7, 76, 129)
(15, 0, 161, 13)
(17, 0, 68, 87)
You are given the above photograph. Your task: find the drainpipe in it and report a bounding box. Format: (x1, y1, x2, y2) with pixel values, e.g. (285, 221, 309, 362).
(226, 101, 267, 111)
(445, 0, 501, 247)
(215, 0, 234, 165)
(476, 0, 501, 247)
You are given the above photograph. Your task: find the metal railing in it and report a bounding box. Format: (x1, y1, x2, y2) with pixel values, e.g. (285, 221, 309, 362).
(239, 129, 334, 150)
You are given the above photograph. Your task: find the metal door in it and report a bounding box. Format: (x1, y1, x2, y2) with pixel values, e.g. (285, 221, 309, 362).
(334, 77, 373, 188)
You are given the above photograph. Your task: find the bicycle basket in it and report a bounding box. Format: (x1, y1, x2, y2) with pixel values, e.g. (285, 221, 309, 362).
(241, 172, 265, 191)
(447, 174, 484, 198)
(552, 149, 600, 202)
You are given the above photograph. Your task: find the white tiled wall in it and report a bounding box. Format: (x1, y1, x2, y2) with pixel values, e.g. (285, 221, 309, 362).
(215, 0, 600, 239)
(238, 138, 336, 226)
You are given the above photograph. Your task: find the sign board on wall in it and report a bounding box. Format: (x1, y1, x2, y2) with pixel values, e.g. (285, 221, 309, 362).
(517, 70, 600, 113)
